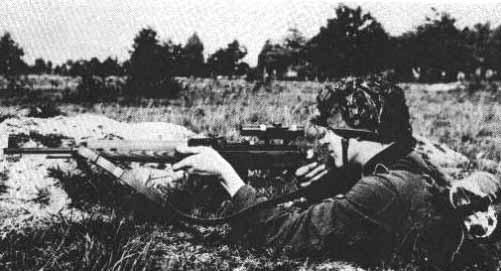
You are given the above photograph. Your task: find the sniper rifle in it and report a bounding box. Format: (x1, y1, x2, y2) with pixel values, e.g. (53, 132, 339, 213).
(3, 124, 379, 172)
(2, 124, 381, 224)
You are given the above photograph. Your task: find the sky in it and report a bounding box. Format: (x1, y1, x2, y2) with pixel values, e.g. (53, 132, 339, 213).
(1, 0, 501, 66)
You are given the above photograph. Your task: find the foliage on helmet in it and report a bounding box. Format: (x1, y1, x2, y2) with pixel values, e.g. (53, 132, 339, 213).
(315, 75, 414, 143)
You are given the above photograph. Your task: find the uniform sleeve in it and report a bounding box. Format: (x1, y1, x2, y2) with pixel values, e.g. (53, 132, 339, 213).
(228, 173, 412, 263)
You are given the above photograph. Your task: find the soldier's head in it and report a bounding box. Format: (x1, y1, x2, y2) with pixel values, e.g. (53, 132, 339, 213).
(314, 75, 414, 145)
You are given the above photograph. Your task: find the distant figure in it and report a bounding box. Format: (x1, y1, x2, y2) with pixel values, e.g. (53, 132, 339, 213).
(412, 67, 421, 82)
(475, 67, 483, 80)
(486, 69, 496, 81)
(457, 71, 466, 82)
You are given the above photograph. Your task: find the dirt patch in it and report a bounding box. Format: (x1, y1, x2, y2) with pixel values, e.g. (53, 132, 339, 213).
(0, 114, 194, 232)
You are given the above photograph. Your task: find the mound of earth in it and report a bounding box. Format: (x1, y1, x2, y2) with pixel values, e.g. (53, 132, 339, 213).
(0, 114, 194, 232)
(401, 82, 465, 92)
(0, 114, 469, 232)
(414, 135, 469, 174)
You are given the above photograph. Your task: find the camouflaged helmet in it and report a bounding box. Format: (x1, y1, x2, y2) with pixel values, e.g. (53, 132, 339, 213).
(315, 75, 414, 144)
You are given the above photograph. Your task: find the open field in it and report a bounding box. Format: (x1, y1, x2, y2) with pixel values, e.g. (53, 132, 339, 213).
(0, 78, 500, 270)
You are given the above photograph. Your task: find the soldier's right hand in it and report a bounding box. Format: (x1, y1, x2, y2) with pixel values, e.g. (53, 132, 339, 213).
(305, 124, 345, 168)
(173, 146, 245, 197)
(295, 161, 329, 188)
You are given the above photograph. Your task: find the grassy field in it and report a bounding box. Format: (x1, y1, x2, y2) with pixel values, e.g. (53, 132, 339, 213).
(0, 78, 500, 270)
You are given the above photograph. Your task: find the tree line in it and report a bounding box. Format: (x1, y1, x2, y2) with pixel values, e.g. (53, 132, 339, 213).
(2, 4, 501, 88)
(258, 6, 501, 82)
(0, 28, 247, 79)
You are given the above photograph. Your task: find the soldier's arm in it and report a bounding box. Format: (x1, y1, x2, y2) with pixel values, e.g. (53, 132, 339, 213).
(226, 173, 410, 263)
(170, 141, 409, 260)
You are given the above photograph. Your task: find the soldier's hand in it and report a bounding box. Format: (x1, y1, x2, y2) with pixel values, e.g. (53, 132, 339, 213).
(173, 146, 245, 197)
(319, 129, 344, 168)
(295, 161, 329, 188)
(305, 125, 345, 168)
(173, 146, 233, 177)
(130, 166, 185, 191)
(77, 146, 183, 193)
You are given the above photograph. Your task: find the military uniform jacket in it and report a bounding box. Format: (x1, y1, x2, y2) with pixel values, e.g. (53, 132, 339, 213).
(227, 151, 464, 268)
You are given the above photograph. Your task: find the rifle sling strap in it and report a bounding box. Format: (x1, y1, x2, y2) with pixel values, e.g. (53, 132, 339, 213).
(342, 137, 349, 166)
(162, 187, 308, 225)
(362, 139, 415, 175)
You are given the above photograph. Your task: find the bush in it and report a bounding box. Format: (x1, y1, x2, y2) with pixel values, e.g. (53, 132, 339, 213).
(71, 75, 124, 103)
(124, 77, 183, 99)
(26, 103, 65, 118)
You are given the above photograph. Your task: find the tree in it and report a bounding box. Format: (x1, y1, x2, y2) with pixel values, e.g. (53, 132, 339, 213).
(182, 33, 205, 76)
(257, 40, 289, 79)
(161, 40, 184, 77)
(53, 57, 124, 77)
(68, 60, 86, 77)
(281, 28, 309, 79)
(54, 61, 70, 75)
(207, 40, 247, 76)
(305, 5, 390, 78)
(390, 33, 417, 81)
(128, 28, 164, 82)
(257, 28, 310, 80)
(32, 58, 49, 74)
(284, 27, 306, 52)
(126, 27, 181, 97)
(463, 23, 491, 72)
(101, 57, 123, 76)
(46, 61, 53, 74)
(487, 25, 501, 73)
(410, 9, 472, 81)
(0, 32, 27, 77)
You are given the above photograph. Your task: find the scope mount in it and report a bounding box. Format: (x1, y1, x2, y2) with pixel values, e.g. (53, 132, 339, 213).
(240, 124, 304, 141)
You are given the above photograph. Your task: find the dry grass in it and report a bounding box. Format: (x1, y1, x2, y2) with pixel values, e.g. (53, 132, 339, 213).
(0, 78, 500, 270)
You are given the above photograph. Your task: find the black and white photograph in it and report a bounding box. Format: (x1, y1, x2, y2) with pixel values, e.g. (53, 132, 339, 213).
(0, 0, 500, 270)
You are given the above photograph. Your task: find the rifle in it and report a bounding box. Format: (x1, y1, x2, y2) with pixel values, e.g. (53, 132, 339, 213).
(4, 124, 310, 173)
(4, 124, 378, 170)
(2, 124, 379, 224)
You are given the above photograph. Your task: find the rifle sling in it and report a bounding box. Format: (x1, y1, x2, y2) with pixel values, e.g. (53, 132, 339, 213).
(162, 187, 308, 225)
(362, 139, 415, 175)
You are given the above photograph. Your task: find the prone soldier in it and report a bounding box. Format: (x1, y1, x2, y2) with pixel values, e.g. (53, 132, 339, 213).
(80, 76, 501, 269)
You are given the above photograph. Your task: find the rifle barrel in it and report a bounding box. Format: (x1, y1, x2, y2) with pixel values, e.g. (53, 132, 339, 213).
(4, 147, 75, 155)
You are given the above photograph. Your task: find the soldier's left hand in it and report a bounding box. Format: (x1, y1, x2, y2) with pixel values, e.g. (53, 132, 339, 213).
(130, 166, 185, 191)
